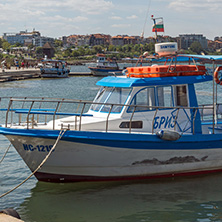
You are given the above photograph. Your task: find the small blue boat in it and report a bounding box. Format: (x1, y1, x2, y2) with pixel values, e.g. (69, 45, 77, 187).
(1, 42, 222, 183)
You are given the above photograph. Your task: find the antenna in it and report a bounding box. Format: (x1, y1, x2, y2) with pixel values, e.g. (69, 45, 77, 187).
(141, 0, 152, 39)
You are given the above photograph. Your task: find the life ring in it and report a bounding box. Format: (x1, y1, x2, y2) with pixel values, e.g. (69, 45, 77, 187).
(214, 66, 222, 85)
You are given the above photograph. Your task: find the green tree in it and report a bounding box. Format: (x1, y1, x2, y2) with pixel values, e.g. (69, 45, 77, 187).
(63, 48, 72, 57)
(54, 39, 63, 48)
(35, 47, 43, 57)
(93, 45, 103, 53)
(2, 41, 11, 51)
(190, 41, 203, 54)
(72, 50, 80, 57)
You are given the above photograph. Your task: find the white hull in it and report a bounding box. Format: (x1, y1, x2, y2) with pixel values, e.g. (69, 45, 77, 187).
(6, 134, 222, 182)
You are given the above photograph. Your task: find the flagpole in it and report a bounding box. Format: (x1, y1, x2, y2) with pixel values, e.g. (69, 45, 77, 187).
(151, 16, 164, 42)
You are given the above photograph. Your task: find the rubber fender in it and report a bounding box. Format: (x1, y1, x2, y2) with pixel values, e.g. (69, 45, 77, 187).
(156, 129, 181, 141)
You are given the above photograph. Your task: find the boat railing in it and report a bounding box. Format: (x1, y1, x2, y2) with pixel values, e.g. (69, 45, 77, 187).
(0, 97, 220, 135)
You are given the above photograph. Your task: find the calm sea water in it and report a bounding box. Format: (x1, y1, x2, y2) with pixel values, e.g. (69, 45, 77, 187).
(0, 65, 222, 222)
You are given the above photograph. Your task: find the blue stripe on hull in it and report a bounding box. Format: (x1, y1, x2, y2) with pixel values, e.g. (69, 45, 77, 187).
(1, 127, 222, 150)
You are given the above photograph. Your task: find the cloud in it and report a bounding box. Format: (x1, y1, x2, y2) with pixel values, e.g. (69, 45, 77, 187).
(24, 0, 114, 15)
(110, 16, 122, 20)
(169, 0, 222, 11)
(126, 15, 138, 19)
(111, 24, 131, 28)
(0, 0, 113, 36)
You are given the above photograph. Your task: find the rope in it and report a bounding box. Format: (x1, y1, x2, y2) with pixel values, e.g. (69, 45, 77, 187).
(0, 129, 67, 199)
(0, 143, 11, 164)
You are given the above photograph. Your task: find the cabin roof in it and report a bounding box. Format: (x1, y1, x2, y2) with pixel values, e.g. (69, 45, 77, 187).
(96, 75, 212, 88)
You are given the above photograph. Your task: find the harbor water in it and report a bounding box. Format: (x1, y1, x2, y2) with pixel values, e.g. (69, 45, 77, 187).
(0, 65, 222, 222)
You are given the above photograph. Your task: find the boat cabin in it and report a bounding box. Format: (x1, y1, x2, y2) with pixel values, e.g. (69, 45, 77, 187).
(82, 74, 212, 134)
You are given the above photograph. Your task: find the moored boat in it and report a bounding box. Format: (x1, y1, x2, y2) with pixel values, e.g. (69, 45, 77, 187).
(1, 42, 222, 183)
(40, 59, 70, 78)
(88, 54, 122, 76)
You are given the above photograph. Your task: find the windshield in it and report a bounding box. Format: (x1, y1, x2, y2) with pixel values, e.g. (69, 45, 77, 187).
(90, 87, 131, 113)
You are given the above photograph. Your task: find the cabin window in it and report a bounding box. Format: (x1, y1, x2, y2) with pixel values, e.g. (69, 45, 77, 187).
(157, 86, 173, 108)
(175, 85, 188, 106)
(119, 121, 143, 129)
(101, 88, 131, 113)
(90, 87, 113, 111)
(128, 87, 155, 112)
(91, 87, 131, 113)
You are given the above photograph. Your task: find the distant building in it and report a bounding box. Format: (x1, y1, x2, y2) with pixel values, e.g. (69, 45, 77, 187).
(111, 35, 124, 46)
(42, 42, 55, 59)
(3, 30, 40, 45)
(208, 39, 222, 51)
(33, 36, 55, 47)
(177, 34, 208, 50)
(89, 34, 111, 46)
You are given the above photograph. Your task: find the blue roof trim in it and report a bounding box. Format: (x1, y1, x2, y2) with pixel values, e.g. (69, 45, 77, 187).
(96, 75, 212, 88)
(152, 54, 222, 62)
(178, 54, 222, 61)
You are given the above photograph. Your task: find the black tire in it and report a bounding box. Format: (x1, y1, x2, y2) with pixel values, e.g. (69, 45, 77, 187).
(0, 208, 21, 219)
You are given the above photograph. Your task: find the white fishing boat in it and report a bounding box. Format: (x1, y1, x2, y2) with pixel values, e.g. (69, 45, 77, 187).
(40, 59, 70, 78)
(1, 42, 222, 183)
(88, 54, 122, 76)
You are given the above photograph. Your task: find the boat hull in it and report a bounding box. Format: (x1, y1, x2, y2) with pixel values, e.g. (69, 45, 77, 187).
(88, 67, 122, 76)
(40, 68, 69, 78)
(2, 127, 222, 182)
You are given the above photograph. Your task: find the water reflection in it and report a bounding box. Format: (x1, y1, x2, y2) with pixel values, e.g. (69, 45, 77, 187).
(19, 174, 222, 222)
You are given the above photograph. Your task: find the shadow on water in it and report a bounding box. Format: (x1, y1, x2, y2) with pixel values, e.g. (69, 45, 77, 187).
(18, 173, 222, 222)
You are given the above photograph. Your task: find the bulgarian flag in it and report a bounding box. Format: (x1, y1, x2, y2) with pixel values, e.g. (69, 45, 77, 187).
(152, 19, 164, 32)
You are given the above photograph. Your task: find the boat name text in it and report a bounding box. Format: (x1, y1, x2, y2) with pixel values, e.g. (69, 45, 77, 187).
(153, 116, 176, 129)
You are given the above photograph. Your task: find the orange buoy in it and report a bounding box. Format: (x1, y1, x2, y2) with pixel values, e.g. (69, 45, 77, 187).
(214, 66, 222, 85)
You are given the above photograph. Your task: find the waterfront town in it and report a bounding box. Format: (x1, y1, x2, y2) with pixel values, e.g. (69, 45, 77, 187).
(1, 29, 222, 69)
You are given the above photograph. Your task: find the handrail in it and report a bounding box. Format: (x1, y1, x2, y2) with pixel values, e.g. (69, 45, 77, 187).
(106, 104, 113, 132)
(26, 101, 34, 129)
(1, 96, 221, 134)
(129, 106, 136, 134)
(53, 102, 60, 130)
(192, 108, 198, 134)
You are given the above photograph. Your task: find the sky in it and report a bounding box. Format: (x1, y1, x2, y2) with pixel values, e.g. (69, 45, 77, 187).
(0, 0, 221, 40)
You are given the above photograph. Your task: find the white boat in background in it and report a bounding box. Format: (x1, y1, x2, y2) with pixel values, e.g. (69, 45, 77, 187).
(1, 42, 222, 183)
(88, 54, 122, 76)
(40, 59, 70, 78)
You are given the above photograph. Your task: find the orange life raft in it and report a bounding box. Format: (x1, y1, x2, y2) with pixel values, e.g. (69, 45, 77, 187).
(126, 65, 207, 78)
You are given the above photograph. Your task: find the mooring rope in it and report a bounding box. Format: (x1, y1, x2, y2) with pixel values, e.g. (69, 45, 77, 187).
(0, 129, 67, 199)
(0, 143, 11, 164)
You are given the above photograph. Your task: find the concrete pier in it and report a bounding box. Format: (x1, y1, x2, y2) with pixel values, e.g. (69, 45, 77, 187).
(69, 72, 92, 76)
(0, 214, 24, 222)
(0, 68, 93, 82)
(0, 67, 40, 82)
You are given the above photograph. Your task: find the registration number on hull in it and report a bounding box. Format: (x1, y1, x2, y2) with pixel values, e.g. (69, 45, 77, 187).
(23, 144, 54, 152)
